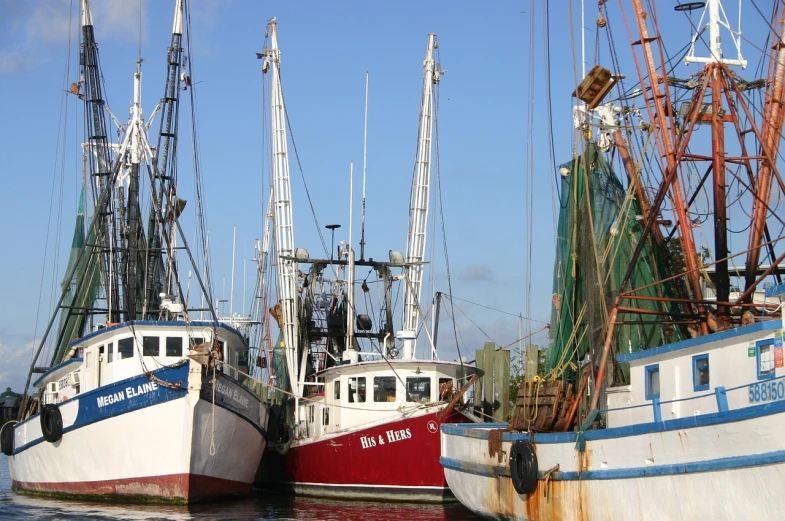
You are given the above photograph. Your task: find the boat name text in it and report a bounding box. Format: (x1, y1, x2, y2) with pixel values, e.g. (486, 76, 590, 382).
(359, 428, 412, 449)
(216, 381, 249, 408)
(96, 381, 159, 408)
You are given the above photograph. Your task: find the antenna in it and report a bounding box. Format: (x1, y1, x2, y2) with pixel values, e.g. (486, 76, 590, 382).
(348, 162, 354, 258)
(230, 226, 236, 316)
(360, 73, 369, 261)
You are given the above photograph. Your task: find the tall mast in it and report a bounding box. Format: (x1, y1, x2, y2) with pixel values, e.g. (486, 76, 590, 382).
(122, 61, 144, 320)
(264, 18, 300, 402)
(81, 0, 120, 323)
(399, 33, 440, 360)
(745, 8, 785, 292)
(146, 0, 185, 315)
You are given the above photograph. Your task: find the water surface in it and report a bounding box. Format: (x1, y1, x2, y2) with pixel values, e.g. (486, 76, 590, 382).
(0, 455, 480, 520)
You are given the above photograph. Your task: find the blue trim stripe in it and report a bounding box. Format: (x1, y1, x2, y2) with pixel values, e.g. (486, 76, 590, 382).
(616, 320, 781, 363)
(441, 397, 785, 444)
(441, 449, 785, 481)
(14, 364, 190, 454)
(15, 363, 267, 454)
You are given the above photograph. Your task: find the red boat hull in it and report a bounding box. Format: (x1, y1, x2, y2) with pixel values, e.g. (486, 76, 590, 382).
(260, 409, 473, 502)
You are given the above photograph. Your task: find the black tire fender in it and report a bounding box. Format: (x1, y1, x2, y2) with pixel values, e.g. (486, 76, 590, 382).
(509, 439, 538, 495)
(0, 423, 14, 456)
(40, 404, 63, 443)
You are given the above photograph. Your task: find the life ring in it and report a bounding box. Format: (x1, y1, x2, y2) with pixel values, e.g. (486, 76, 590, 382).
(1, 423, 14, 456)
(509, 439, 538, 495)
(40, 404, 63, 443)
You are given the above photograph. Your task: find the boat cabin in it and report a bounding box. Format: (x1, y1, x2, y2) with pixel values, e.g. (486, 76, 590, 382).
(296, 359, 477, 440)
(608, 312, 785, 428)
(34, 320, 250, 404)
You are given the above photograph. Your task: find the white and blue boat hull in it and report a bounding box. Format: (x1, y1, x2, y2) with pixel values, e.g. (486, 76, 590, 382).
(8, 362, 267, 502)
(441, 401, 785, 520)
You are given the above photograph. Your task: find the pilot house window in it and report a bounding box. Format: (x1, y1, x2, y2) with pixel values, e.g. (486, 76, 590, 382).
(166, 337, 183, 357)
(373, 376, 396, 402)
(143, 336, 160, 356)
(406, 377, 431, 402)
(118, 337, 134, 359)
(645, 364, 660, 400)
(692, 354, 710, 391)
(348, 377, 366, 403)
(758, 342, 776, 380)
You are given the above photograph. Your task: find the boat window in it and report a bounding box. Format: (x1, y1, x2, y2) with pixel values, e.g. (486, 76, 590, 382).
(373, 376, 397, 402)
(758, 341, 776, 380)
(166, 337, 183, 357)
(143, 336, 160, 356)
(645, 364, 660, 400)
(118, 337, 134, 359)
(438, 378, 454, 400)
(322, 407, 329, 427)
(107, 342, 113, 364)
(692, 354, 710, 391)
(406, 377, 431, 402)
(190, 336, 204, 347)
(334, 380, 341, 400)
(348, 377, 366, 403)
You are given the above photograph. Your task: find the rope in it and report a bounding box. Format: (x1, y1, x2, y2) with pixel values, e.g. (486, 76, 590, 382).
(210, 364, 216, 456)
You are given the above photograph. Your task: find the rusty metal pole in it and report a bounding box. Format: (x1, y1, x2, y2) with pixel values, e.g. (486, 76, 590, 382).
(590, 306, 618, 412)
(630, 0, 708, 334)
(710, 64, 730, 328)
(745, 11, 785, 293)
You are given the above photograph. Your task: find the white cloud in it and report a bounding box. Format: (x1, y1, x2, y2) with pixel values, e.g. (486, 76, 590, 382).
(0, 0, 149, 74)
(0, 334, 37, 393)
(0, 51, 26, 72)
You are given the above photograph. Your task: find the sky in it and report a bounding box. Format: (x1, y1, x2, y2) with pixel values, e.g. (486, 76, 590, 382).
(0, 0, 772, 392)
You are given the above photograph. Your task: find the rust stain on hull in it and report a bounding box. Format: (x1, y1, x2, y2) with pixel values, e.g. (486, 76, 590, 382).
(482, 443, 592, 521)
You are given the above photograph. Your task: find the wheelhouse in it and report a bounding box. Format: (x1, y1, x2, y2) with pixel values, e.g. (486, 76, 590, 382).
(296, 359, 478, 439)
(33, 320, 250, 404)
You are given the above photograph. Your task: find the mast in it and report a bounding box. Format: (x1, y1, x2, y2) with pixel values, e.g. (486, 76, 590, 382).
(81, 0, 121, 323)
(346, 163, 356, 359)
(122, 61, 143, 321)
(360, 73, 369, 262)
(588, 0, 785, 409)
(263, 18, 301, 403)
(249, 190, 275, 378)
(745, 9, 785, 292)
(146, 0, 185, 316)
(399, 33, 440, 360)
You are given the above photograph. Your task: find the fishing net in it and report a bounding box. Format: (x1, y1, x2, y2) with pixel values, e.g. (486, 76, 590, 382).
(546, 144, 685, 386)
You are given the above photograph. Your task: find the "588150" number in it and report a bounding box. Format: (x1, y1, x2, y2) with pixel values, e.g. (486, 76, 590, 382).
(748, 381, 785, 403)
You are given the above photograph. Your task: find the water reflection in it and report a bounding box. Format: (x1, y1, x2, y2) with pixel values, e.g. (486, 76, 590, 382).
(0, 456, 479, 520)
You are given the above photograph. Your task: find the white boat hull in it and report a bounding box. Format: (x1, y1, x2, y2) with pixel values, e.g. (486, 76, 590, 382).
(8, 363, 267, 502)
(441, 401, 785, 520)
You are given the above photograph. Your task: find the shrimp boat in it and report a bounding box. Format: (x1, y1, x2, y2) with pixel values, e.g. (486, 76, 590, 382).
(441, 1, 785, 519)
(1, 0, 268, 503)
(253, 21, 481, 501)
